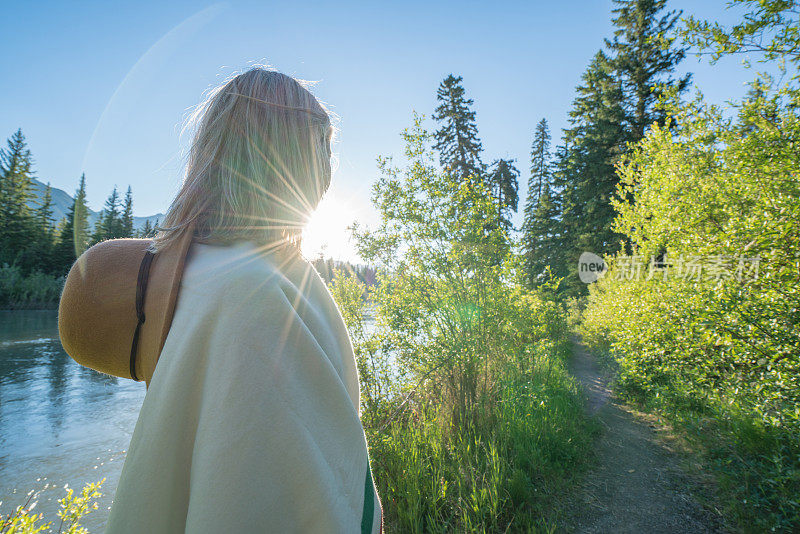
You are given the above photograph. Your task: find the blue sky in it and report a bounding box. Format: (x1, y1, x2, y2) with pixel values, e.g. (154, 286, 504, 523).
(0, 0, 768, 259)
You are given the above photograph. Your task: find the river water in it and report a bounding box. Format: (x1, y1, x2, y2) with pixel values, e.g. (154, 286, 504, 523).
(0, 310, 145, 532)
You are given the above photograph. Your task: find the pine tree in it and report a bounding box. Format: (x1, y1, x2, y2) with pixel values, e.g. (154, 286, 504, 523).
(550, 0, 689, 296)
(0, 129, 37, 267)
(432, 75, 484, 184)
(523, 184, 562, 286)
(139, 219, 153, 238)
(522, 119, 554, 285)
(528, 119, 551, 207)
(35, 183, 54, 238)
(93, 186, 124, 242)
(54, 173, 90, 272)
(29, 182, 56, 272)
(122, 185, 134, 237)
(487, 159, 519, 229)
(606, 0, 691, 139)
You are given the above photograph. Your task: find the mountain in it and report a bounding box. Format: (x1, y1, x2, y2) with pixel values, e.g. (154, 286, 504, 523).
(27, 179, 164, 231)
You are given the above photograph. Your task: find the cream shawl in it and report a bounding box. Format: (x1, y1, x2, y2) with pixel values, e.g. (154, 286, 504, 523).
(105, 241, 382, 533)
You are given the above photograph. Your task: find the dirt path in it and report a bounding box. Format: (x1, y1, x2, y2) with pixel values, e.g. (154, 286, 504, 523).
(563, 339, 724, 533)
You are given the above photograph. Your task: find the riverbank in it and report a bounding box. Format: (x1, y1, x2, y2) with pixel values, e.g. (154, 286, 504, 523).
(0, 265, 63, 310)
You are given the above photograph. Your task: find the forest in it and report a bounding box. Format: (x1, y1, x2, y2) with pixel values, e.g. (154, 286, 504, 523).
(0, 0, 798, 532)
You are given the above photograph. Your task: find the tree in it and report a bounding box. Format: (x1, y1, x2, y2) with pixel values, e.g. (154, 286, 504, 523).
(522, 184, 561, 287)
(606, 0, 691, 139)
(432, 75, 485, 184)
(29, 182, 57, 272)
(0, 129, 37, 268)
(683, 0, 800, 70)
(122, 185, 134, 238)
(139, 219, 154, 238)
(522, 119, 556, 285)
(548, 0, 690, 296)
(551, 51, 628, 295)
(487, 158, 519, 229)
(93, 186, 124, 242)
(54, 173, 90, 272)
(352, 113, 510, 424)
(35, 183, 55, 239)
(527, 119, 551, 208)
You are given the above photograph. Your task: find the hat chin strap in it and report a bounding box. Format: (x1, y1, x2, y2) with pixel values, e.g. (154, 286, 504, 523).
(130, 251, 156, 381)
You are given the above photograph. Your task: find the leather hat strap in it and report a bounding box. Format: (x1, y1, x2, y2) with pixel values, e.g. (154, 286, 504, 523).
(130, 250, 156, 381)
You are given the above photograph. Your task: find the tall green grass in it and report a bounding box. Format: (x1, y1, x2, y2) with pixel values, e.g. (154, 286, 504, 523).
(330, 272, 595, 532)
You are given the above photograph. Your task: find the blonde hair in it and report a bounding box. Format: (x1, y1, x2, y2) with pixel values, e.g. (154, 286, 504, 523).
(152, 67, 333, 253)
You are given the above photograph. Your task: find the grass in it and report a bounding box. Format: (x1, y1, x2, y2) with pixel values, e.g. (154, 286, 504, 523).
(366, 339, 597, 533)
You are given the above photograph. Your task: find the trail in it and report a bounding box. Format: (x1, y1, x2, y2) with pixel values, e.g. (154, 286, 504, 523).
(563, 339, 725, 533)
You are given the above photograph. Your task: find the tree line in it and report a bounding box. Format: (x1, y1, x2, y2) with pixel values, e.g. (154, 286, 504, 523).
(0, 128, 158, 277)
(427, 0, 688, 298)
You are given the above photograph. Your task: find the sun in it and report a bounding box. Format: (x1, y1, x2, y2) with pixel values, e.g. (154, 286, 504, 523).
(301, 192, 359, 262)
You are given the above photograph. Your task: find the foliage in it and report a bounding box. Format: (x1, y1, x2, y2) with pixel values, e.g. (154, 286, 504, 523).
(0, 479, 104, 534)
(683, 0, 800, 69)
(0, 264, 64, 309)
(581, 79, 800, 531)
(345, 115, 593, 531)
(0, 127, 144, 286)
(0, 129, 38, 271)
(521, 0, 690, 297)
(52, 174, 90, 275)
(522, 118, 558, 288)
(432, 74, 485, 184)
(487, 158, 519, 231)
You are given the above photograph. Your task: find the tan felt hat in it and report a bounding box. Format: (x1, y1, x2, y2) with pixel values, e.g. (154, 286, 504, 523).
(58, 224, 195, 386)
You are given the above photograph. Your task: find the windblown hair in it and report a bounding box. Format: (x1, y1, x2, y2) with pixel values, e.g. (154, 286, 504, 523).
(152, 67, 333, 252)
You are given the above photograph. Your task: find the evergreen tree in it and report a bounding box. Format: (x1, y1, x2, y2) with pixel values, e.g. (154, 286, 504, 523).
(487, 158, 519, 229)
(549, 0, 689, 296)
(54, 173, 90, 272)
(522, 119, 554, 285)
(93, 185, 124, 242)
(29, 182, 56, 272)
(35, 183, 54, 237)
(606, 0, 691, 139)
(528, 119, 551, 208)
(122, 185, 134, 237)
(0, 129, 37, 268)
(523, 184, 562, 286)
(139, 219, 154, 238)
(432, 75, 484, 184)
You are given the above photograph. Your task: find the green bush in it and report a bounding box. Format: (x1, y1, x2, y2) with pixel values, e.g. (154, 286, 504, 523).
(0, 479, 104, 534)
(582, 79, 800, 532)
(331, 117, 594, 531)
(0, 264, 64, 310)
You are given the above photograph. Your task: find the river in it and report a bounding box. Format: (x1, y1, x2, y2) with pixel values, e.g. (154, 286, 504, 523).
(0, 310, 145, 532)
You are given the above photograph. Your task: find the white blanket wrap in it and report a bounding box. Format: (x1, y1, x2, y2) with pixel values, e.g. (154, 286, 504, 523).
(106, 241, 381, 533)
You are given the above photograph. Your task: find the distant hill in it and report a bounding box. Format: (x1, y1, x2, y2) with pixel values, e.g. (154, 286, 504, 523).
(27, 179, 164, 231)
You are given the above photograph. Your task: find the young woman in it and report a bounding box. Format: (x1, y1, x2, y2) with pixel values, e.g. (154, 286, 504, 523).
(104, 68, 382, 533)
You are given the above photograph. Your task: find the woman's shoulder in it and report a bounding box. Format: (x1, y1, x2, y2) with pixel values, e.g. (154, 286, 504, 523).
(181, 240, 330, 312)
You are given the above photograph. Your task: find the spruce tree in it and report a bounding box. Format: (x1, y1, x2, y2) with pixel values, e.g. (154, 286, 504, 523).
(528, 119, 551, 208)
(0, 129, 37, 267)
(522, 119, 554, 285)
(30, 182, 56, 272)
(523, 184, 562, 286)
(122, 185, 134, 237)
(139, 219, 153, 238)
(35, 183, 54, 238)
(432, 75, 484, 184)
(606, 0, 691, 139)
(54, 173, 90, 272)
(551, 0, 689, 296)
(93, 186, 124, 242)
(487, 158, 519, 229)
